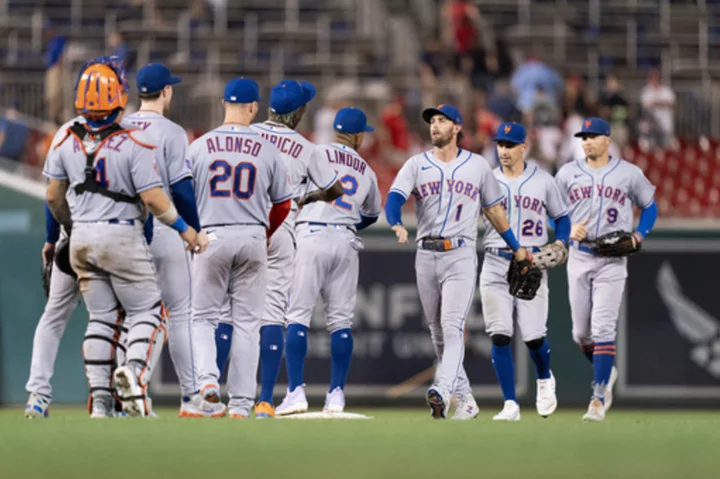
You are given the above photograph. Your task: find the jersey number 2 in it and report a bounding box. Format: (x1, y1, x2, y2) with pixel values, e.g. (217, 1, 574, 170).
(334, 174, 358, 211)
(209, 159, 256, 199)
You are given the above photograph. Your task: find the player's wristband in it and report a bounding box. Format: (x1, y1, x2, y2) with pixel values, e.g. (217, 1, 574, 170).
(500, 228, 521, 251)
(170, 216, 188, 234)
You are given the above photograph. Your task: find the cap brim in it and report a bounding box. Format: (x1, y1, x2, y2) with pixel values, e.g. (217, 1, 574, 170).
(300, 81, 316, 104)
(169, 76, 182, 85)
(492, 136, 523, 144)
(422, 108, 444, 124)
(364, 125, 375, 132)
(574, 131, 605, 137)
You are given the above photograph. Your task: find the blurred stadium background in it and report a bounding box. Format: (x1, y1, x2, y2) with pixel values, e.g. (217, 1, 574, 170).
(1, 0, 720, 409)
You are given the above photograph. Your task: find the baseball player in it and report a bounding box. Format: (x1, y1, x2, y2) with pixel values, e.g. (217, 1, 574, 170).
(124, 63, 224, 418)
(44, 58, 205, 418)
(275, 107, 381, 416)
(555, 117, 657, 421)
(384, 104, 530, 419)
(190, 78, 293, 418)
(480, 123, 570, 421)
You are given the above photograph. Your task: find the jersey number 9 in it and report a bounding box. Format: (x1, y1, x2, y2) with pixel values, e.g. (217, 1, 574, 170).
(334, 174, 358, 211)
(209, 159, 256, 199)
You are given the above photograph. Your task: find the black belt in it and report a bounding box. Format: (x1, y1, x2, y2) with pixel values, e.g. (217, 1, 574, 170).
(420, 237, 466, 252)
(202, 223, 263, 229)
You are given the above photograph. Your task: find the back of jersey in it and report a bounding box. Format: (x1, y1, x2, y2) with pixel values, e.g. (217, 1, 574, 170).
(43, 123, 161, 222)
(190, 125, 292, 228)
(296, 143, 382, 226)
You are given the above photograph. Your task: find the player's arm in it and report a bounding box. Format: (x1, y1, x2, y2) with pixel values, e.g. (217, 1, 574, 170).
(481, 167, 529, 260)
(629, 167, 658, 245)
(46, 179, 72, 232)
(43, 203, 60, 267)
(297, 181, 343, 208)
(385, 159, 417, 243)
(357, 175, 382, 231)
(545, 176, 571, 246)
(267, 149, 294, 238)
(166, 129, 202, 232)
(298, 147, 343, 207)
(140, 186, 202, 252)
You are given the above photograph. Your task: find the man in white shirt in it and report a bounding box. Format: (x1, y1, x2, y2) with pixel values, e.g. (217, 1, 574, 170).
(640, 69, 675, 147)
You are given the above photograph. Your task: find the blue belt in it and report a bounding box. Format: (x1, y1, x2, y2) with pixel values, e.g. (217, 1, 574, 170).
(569, 240, 596, 255)
(420, 237, 466, 252)
(89, 219, 135, 225)
(485, 246, 541, 260)
(305, 222, 354, 231)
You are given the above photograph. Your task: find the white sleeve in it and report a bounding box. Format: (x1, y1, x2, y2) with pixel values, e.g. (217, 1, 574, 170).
(545, 175, 569, 219)
(479, 163, 504, 208)
(629, 166, 656, 209)
(308, 146, 338, 190)
(269, 150, 293, 203)
(361, 175, 383, 217)
(166, 127, 192, 185)
(388, 158, 417, 200)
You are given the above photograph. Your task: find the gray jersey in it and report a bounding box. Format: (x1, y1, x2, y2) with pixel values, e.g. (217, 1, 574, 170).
(189, 125, 293, 228)
(482, 164, 568, 248)
(295, 143, 382, 226)
(43, 122, 162, 222)
(555, 157, 656, 241)
(250, 122, 338, 226)
(389, 149, 503, 244)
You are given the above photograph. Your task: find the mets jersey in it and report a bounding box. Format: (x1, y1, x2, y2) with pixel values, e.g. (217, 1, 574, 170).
(43, 122, 161, 222)
(555, 157, 656, 241)
(482, 164, 568, 248)
(389, 149, 504, 243)
(189, 125, 293, 228)
(250, 121, 338, 225)
(295, 143, 382, 227)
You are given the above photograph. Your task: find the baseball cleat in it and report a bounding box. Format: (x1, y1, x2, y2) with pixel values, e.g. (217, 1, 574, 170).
(201, 384, 222, 404)
(536, 372, 558, 417)
(276, 386, 309, 416)
(179, 394, 226, 418)
(90, 395, 116, 418)
(113, 366, 147, 418)
(254, 401, 275, 419)
(493, 400, 521, 422)
(582, 397, 606, 422)
(425, 386, 449, 419)
(228, 408, 248, 419)
(25, 393, 50, 419)
(323, 387, 345, 414)
(451, 393, 479, 420)
(604, 366, 618, 412)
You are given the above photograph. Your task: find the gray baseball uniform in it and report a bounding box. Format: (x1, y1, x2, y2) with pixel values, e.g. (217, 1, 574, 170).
(389, 149, 503, 397)
(43, 122, 167, 405)
(480, 164, 568, 341)
(555, 157, 655, 344)
(286, 143, 381, 332)
(124, 111, 197, 397)
(190, 125, 292, 415)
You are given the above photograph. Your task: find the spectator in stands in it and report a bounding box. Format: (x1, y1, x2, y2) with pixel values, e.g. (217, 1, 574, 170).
(380, 93, 410, 167)
(510, 50, 564, 120)
(469, 88, 501, 162)
(487, 79, 522, 123)
(43, 23, 66, 125)
(419, 38, 445, 108)
(530, 86, 562, 167)
(563, 73, 594, 119)
(599, 73, 631, 149)
(0, 103, 30, 162)
(108, 32, 136, 74)
(190, 0, 214, 30)
(441, 0, 487, 76)
(640, 69, 676, 147)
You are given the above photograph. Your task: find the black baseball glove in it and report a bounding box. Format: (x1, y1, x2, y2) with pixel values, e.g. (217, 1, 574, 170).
(594, 231, 641, 257)
(54, 237, 77, 279)
(42, 260, 52, 297)
(507, 257, 543, 300)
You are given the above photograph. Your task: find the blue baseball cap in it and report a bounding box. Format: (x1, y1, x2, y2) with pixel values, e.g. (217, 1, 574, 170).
(224, 78, 262, 103)
(270, 80, 316, 114)
(493, 122, 527, 144)
(334, 107, 374, 134)
(575, 117, 611, 137)
(136, 63, 181, 94)
(422, 104, 463, 126)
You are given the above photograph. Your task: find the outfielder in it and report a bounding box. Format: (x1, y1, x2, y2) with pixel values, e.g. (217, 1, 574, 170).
(44, 58, 205, 418)
(481, 123, 570, 421)
(384, 104, 531, 419)
(190, 78, 292, 418)
(555, 117, 657, 421)
(276, 107, 381, 416)
(125, 63, 223, 418)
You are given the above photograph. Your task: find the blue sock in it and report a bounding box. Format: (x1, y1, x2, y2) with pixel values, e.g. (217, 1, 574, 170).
(528, 338, 552, 380)
(214, 323, 233, 380)
(259, 325, 284, 404)
(285, 323, 308, 392)
(329, 329, 354, 391)
(581, 343, 594, 363)
(592, 341, 616, 402)
(491, 344, 517, 402)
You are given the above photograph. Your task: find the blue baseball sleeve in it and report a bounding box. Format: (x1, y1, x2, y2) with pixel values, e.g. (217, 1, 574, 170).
(636, 201, 658, 239)
(46, 204, 60, 244)
(170, 177, 201, 231)
(384, 191, 406, 226)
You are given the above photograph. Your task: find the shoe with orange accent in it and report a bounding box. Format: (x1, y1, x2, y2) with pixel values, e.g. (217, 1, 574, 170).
(201, 384, 222, 404)
(113, 366, 147, 418)
(229, 409, 248, 419)
(582, 396, 606, 422)
(254, 401, 275, 418)
(179, 394, 226, 418)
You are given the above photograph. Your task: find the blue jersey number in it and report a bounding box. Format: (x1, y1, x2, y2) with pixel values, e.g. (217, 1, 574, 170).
(210, 159, 256, 199)
(334, 174, 358, 211)
(521, 219, 543, 236)
(455, 204, 463, 221)
(607, 207, 618, 224)
(94, 157, 109, 188)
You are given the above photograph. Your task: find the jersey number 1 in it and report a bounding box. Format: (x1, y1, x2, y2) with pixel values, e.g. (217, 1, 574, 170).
(94, 157, 108, 188)
(209, 159, 256, 199)
(334, 174, 358, 211)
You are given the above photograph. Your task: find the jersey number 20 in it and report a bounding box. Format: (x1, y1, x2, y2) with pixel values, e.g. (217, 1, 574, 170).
(209, 159, 256, 199)
(334, 174, 358, 211)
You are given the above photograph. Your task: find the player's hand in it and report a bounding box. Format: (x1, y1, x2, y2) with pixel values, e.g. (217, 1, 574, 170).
(570, 218, 589, 241)
(180, 227, 200, 253)
(631, 231, 643, 248)
(391, 224, 408, 244)
(195, 230, 209, 254)
(514, 247, 533, 262)
(42, 242, 56, 269)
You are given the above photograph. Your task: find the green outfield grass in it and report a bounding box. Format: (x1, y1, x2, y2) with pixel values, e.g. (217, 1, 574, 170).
(2, 408, 719, 479)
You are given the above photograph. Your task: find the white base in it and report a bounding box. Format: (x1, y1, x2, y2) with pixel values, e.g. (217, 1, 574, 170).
(276, 411, 373, 420)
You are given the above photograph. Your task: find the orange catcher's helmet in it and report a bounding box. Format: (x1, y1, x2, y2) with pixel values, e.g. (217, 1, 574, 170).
(74, 60, 128, 120)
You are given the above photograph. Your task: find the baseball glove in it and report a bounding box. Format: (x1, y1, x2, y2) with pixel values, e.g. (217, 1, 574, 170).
(54, 237, 77, 279)
(507, 257, 543, 300)
(594, 231, 640, 257)
(42, 260, 52, 297)
(532, 242, 568, 269)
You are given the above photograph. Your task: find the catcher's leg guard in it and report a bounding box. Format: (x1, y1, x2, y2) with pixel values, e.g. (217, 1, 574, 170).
(83, 308, 124, 410)
(124, 300, 167, 390)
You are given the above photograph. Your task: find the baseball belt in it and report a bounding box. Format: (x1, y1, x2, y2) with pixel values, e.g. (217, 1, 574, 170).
(420, 237, 466, 252)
